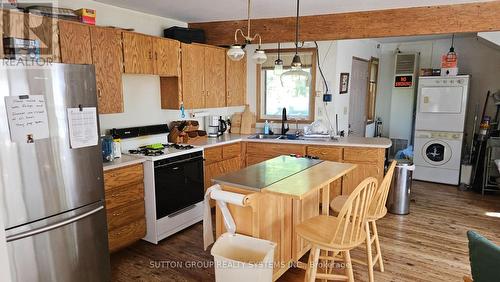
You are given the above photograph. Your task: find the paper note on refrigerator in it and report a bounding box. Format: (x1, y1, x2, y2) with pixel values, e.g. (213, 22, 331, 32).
(4, 95, 49, 143)
(67, 107, 99, 149)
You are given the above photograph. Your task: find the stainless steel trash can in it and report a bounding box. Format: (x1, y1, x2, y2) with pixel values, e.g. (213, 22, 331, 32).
(387, 160, 415, 215)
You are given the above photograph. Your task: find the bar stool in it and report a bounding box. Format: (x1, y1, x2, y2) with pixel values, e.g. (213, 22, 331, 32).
(296, 177, 378, 282)
(330, 160, 397, 282)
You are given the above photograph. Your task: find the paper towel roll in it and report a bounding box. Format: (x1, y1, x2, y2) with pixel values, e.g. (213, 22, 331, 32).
(210, 189, 249, 207)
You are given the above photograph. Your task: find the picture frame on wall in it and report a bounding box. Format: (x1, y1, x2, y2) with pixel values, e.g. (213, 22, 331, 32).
(339, 73, 349, 94)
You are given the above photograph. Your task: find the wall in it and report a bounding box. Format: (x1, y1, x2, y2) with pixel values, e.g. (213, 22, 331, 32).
(376, 36, 500, 148)
(54, 0, 244, 133)
(246, 39, 380, 134)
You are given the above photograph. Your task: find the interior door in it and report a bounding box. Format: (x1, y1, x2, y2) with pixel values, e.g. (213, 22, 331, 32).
(181, 43, 205, 109)
(348, 58, 369, 137)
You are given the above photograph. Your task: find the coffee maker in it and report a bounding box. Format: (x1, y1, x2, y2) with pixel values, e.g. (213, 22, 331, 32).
(205, 116, 227, 137)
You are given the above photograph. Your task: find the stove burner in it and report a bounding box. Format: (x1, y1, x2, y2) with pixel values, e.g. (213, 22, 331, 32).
(128, 147, 164, 156)
(163, 143, 194, 150)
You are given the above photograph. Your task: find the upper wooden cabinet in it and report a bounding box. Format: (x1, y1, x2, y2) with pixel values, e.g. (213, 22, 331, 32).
(204, 46, 226, 108)
(122, 32, 154, 74)
(59, 21, 123, 114)
(58, 21, 92, 64)
(181, 43, 205, 109)
(226, 57, 247, 107)
(154, 37, 180, 76)
(179, 43, 226, 109)
(90, 27, 124, 114)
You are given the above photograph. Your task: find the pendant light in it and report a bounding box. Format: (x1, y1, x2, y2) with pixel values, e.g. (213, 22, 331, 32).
(227, 0, 267, 64)
(280, 0, 310, 87)
(274, 42, 284, 75)
(446, 34, 457, 62)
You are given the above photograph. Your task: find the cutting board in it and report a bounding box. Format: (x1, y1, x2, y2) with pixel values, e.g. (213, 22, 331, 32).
(230, 112, 242, 134)
(240, 105, 253, 134)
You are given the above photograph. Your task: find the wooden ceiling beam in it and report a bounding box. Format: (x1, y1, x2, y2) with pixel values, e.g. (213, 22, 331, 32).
(189, 1, 500, 46)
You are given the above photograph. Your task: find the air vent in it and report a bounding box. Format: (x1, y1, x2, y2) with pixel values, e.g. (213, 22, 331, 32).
(395, 54, 416, 74)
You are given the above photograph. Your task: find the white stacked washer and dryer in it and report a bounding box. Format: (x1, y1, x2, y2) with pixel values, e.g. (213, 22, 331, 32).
(413, 75, 470, 185)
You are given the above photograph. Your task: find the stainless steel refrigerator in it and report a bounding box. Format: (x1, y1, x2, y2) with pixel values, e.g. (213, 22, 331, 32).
(0, 63, 110, 281)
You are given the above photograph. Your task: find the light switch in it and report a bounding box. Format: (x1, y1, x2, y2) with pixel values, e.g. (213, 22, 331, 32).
(343, 107, 348, 115)
(423, 96, 429, 103)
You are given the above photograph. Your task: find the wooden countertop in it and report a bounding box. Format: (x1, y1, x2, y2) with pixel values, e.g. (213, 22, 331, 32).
(262, 161, 356, 200)
(214, 156, 356, 199)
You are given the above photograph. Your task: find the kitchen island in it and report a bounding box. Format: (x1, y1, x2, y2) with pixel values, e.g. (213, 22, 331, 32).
(213, 156, 356, 280)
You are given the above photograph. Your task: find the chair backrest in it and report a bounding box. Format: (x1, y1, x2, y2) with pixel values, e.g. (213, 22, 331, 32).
(331, 177, 377, 246)
(370, 160, 397, 218)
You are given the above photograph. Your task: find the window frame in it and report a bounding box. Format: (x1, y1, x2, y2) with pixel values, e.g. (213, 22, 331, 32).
(256, 48, 317, 124)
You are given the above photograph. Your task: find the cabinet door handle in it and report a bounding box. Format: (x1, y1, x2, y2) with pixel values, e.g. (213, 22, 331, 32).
(206, 91, 209, 96)
(97, 89, 102, 98)
(227, 90, 230, 98)
(155, 52, 158, 61)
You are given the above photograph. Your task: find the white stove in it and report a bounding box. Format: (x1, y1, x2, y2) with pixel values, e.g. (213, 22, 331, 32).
(114, 126, 205, 244)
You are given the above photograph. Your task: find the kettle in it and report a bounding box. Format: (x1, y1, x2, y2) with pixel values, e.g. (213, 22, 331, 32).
(218, 116, 227, 135)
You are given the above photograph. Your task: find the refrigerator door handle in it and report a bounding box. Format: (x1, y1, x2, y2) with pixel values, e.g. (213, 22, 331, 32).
(6, 205, 104, 242)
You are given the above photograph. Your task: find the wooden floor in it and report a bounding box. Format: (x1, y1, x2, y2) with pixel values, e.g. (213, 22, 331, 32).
(111, 181, 500, 281)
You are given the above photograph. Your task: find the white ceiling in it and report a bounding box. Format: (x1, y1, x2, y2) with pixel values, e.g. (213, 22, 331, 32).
(94, 0, 495, 23)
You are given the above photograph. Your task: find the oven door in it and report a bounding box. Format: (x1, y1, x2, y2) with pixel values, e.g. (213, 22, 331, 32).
(154, 154, 204, 219)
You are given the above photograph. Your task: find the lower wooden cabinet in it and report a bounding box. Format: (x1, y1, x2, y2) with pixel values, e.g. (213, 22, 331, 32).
(103, 163, 146, 253)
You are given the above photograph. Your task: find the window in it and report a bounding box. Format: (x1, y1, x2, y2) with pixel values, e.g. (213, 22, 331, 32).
(257, 48, 316, 123)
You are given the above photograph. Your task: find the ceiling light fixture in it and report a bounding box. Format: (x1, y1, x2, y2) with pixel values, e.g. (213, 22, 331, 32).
(227, 0, 266, 64)
(446, 34, 457, 62)
(280, 0, 310, 87)
(274, 42, 284, 75)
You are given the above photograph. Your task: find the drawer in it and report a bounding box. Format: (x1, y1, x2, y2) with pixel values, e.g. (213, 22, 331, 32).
(222, 142, 241, 159)
(107, 199, 145, 230)
(306, 146, 343, 161)
(108, 218, 146, 253)
(104, 164, 143, 191)
(204, 146, 223, 164)
(343, 147, 384, 163)
(246, 142, 306, 157)
(105, 183, 144, 210)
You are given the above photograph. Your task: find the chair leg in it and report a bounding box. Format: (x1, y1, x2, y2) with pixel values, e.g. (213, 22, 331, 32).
(304, 248, 314, 282)
(372, 220, 384, 272)
(365, 221, 375, 282)
(344, 250, 354, 282)
(306, 246, 320, 282)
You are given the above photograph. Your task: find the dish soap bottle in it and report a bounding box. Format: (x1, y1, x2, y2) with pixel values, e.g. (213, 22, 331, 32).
(264, 120, 270, 135)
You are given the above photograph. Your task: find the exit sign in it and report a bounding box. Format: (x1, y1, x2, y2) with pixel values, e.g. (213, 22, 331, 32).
(394, 75, 413, 88)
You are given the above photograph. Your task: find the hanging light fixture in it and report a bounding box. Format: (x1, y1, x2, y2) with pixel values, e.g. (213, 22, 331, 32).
(446, 34, 457, 62)
(274, 42, 284, 75)
(227, 0, 266, 64)
(280, 0, 310, 87)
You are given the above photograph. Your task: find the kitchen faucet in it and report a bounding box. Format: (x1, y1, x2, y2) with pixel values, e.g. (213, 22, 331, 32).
(281, 107, 289, 135)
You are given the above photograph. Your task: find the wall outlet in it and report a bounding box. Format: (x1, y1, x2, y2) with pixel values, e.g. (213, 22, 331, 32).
(343, 107, 348, 115)
(317, 107, 323, 116)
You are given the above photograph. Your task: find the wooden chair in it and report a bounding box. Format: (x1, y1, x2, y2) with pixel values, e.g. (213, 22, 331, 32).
(296, 177, 378, 282)
(329, 160, 397, 282)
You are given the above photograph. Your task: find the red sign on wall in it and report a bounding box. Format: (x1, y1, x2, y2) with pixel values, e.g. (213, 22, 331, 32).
(394, 75, 413, 88)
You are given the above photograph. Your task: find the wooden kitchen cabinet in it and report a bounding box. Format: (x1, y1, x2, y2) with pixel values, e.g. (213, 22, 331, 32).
(341, 147, 385, 195)
(58, 21, 92, 64)
(306, 146, 343, 161)
(180, 43, 227, 109)
(246, 142, 306, 166)
(181, 43, 205, 109)
(204, 46, 226, 108)
(226, 57, 247, 106)
(90, 27, 124, 114)
(123, 32, 154, 74)
(153, 37, 180, 76)
(103, 163, 146, 253)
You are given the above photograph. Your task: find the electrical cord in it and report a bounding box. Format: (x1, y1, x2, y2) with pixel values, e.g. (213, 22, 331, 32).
(314, 41, 335, 133)
(314, 41, 329, 94)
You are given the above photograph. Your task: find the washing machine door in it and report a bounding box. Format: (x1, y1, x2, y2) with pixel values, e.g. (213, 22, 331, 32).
(421, 139, 452, 166)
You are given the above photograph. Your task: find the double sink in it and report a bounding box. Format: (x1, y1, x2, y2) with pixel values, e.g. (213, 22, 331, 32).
(248, 134, 335, 142)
